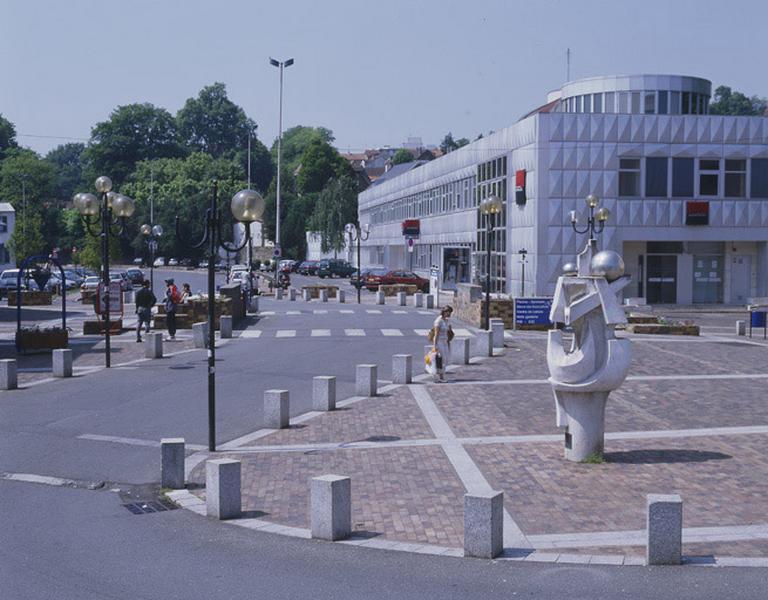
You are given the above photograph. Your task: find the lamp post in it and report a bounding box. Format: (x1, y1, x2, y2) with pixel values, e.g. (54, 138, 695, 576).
(176, 183, 264, 452)
(140, 223, 163, 291)
(345, 222, 371, 304)
(269, 56, 294, 255)
(518, 248, 528, 297)
(569, 194, 610, 245)
(73, 177, 136, 368)
(479, 195, 503, 329)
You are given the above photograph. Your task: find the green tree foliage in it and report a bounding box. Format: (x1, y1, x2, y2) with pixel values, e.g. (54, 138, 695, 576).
(46, 143, 86, 202)
(310, 175, 359, 255)
(261, 167, 311, 260)
(0, 113, 18, 160)
(273, 126, 334, 170)
(8, 209, 46, 265)
(85, 103, 186, 186)
(78, 226, 122, 270)
(455, 137, 470, 148)
(296, 138, 352, 194)
(709, 86, 767, 116)
(391, 148, 414, 165)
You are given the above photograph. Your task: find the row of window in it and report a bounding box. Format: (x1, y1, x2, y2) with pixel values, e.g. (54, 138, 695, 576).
(618, 157, 768, 198)
(478, 156, 508, 182)
(561, 90, 709, 116)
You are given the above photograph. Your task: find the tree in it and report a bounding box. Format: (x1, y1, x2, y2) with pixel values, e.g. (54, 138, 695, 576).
(391, 148, 414, 165)
(709, 85, 767, 116)
(273, 126, 334, 170)
(311, 175, 359, 255)
(46, 143, 86, 203)
(78, 227, 122, 270)
(456, 137, 470, 148)
(85, 103, 186, 186)
(296, 138, 351, 194)
(440, 132, 459, 154)
(0, 113, 18, 160)
(8, 209, 46, 265)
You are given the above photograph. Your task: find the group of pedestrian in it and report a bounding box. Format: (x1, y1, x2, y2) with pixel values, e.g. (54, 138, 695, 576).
(134, 278, 191, 342)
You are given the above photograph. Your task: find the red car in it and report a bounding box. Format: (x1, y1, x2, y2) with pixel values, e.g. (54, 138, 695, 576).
(365, 270, 429, 293)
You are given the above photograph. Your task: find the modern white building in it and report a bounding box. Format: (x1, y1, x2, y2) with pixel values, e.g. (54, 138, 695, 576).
(0, 203, 15, 270)
(357, 74, 768, 304)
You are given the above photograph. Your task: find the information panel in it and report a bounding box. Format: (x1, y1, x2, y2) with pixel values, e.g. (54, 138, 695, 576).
(514, 297, 552, 327)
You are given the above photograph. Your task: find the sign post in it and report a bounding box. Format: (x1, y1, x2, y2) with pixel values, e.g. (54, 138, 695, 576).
(513, 297, 552, 331)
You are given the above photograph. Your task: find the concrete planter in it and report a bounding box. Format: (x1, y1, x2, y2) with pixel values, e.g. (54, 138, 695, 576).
(7, 290, 53, 306)
(15, 328, 68, 352)
(626, 323, 700, 336)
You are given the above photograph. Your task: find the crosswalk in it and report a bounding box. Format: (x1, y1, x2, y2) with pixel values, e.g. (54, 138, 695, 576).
(257, 308, 434, 316)
(237, 327, 474, 340)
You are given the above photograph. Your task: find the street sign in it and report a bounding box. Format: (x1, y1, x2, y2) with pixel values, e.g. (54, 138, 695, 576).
(273, 246, 281, 258)
(514, 297, 552, 327)
(407, 237, 414, 253)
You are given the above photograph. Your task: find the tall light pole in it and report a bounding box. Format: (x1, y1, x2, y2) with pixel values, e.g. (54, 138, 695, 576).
(345, 222, 371, 304)
(479, 195, 503, 330)
(270, 57, 294, 256)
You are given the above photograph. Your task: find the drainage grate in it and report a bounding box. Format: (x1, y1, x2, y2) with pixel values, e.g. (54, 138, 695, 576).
(122, 499, 178, 515)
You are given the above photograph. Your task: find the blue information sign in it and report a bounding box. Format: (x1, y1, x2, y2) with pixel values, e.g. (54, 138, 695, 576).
(514, 297, 552, 326)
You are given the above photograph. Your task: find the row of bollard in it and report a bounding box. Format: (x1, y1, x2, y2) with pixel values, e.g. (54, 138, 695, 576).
(1, 349, 75, 389)
(272, 287, 440, 308)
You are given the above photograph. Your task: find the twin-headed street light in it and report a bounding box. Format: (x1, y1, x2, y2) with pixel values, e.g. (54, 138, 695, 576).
(570, 194, 610, 242)
(140, 223, 163, 291)
(73, 176, 136, 368)
(345, 222, 371, 304)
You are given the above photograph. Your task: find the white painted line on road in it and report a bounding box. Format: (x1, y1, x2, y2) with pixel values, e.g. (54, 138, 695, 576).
(275, 330, 296, 338)
(239, 330, 262, 338)
(259, 311, 276, 316)
(77, 433, 207, 451)
(313, 310, 328, 314)
(366, 309, 382, 314)
(418, 311, 433, 315)
(344, 329, 366, 336)
(381, 329, 403, 336)
(414, 329, 430, 336)
(311, 329, 331, 337)
(339, 309, 354, 314)
(2, 473, 77, 487)
(286, 310, 301, 315)
(392, 310, 407, 314)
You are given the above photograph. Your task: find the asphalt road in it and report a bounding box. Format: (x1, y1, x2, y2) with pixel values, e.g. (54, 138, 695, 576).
(1, 287, 765, 599)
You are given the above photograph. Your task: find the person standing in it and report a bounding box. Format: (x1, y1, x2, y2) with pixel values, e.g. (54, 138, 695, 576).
(164, 278, 180, 340)
(180, 283, 192, 304)
(432, 305, 454, 382)
(134, 280, 156, 342)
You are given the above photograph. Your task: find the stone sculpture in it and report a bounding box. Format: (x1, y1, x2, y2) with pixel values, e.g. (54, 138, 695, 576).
(547, 239, 631, 462)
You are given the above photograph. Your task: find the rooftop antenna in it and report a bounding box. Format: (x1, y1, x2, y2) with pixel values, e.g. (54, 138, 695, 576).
(566, 48, 571, 82)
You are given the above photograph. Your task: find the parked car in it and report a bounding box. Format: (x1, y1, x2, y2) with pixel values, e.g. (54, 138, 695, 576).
(296, 260, 319, 275)
(350, 268, 376, 290)
(132, 257, 144, 266)
(167, 258, 179, 267)
(109, 271, 132, 291)
(45, 273, 78, 292)
(63, 269, 85, 286)
(80, 276, 100, 293)
(126, 268, 145, 285)
(0, 269, 36, 296)
(278, 259, 296, 272)
(180, 258, 198, 269)
(365, 270, 429, 292)
(317, 259, 356, 279)
(153, 257, 166, 267)
(199, 259, 209, 269)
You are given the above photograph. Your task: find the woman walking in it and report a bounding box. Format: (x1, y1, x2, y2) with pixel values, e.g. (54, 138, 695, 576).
(431, 305, 454, 382)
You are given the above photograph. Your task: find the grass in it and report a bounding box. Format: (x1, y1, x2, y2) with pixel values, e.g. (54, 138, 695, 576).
(582, 453, 605, 464)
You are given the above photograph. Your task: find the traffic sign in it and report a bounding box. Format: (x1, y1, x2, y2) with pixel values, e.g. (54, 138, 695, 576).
(273, 246, 281, 258)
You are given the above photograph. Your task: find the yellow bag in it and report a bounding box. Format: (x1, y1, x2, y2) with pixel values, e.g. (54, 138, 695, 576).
(426, 327, 436, 342)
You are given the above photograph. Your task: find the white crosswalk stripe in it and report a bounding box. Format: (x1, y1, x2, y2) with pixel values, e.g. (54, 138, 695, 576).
(345, 329, 366, 336)
(418, 310, 433, 315)
(275, 330, 296, 338)
(260, 311, 276, 316)
(313, 310, 328, 314)
(392, 310, 407, 314)
(286, 310, 300, 315)
(339, 309, 354, 314)
(366, 309, 382, 314)
(240, 330, 262, 338)
(311, 329, 331, 337)
(414, 329, 431, 336)
(381, 329, 403, 336)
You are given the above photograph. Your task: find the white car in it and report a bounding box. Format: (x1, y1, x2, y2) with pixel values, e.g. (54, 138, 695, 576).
(153, 257, 166, 268)
(81, 276, 100, 292)
(168, 258, 179, 266)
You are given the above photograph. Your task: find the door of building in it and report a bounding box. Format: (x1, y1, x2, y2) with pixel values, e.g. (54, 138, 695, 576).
(730, 255, 751, 304)
(646, 255, 677, 303)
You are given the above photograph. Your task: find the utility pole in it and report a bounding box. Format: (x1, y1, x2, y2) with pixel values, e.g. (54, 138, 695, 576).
(270, 57, 294, 255)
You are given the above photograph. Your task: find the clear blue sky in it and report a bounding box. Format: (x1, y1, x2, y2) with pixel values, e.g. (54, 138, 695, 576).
(2, 0, 767, 156)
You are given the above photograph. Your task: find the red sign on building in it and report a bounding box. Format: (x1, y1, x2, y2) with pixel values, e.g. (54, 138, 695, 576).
(685, 201, 709, 225)
(401, 219, 420, 237)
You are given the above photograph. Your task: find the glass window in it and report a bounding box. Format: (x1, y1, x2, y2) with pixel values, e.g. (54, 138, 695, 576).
(644, 92, 655, 114)
(751, 159, 768, 198)
(725, 159, 746, 198)
(682, 92, 691, 114)
(584, 95, 592, 113)
(619, 158, 641, 197)
(593, 93, 602, 113)
(672, 158, 694, 197)
(631, 92, 641, 113)
(604, 92, 615, 113)
(670, 91, 680, 114)
(646, 157, 668, 197)
(618, 92, 628, 113)
(658, 91, 668, 114)
(699, 159, 719, 196)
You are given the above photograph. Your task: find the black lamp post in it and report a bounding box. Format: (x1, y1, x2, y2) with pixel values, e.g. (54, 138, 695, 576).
(73, 177, 136, 368)
(176, 182, 264, 452)
(518, 249, 528, 297)
(140, 223, 163, 291)
(479, 195, 503, 330)
(345, 222, 371, 304)
(569, 194, 610, 243)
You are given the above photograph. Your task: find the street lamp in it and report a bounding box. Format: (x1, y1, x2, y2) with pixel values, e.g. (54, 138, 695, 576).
(269, 56, 293, 256)
(345, 222, 371, 304)
(73, 176, 136, 368)
(176, 183, 264, 452)
(140, 223, 163, 291)
(518, 248, 528, 297)
(479, 195, 503, 329)
(569, 194, 610, 244)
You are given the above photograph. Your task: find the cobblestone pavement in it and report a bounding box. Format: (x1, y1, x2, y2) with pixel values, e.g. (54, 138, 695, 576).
(184, 320, 768, 564)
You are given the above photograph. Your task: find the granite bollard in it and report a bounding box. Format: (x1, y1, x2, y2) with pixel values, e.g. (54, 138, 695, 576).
(320, 289, 328, 302)
(413, 292, 424, 307)
(397, 291, 406, 306)
(303, 289, 311, 302)
(52, 349, 73, 378)
(275, 287, 283, 300)
(337, 289, 346, 303)
(312, 376, 336, 411)
(289, 288, 297, 301)
(376, 290, 385, 305)
(0, 359, 18, 390)
(220, 315, 233, 339)
(146, 332, 163, 359)
(464, 491, 504, 558)
(453, 337, 471, 365)
(192, 322, 209, 349)
(205, 458, 241, 520)
(646, 494, 683, 565)
(425, 294, 435, 309)
(392, 354, 412, 384)
(123, 290, 135, 305)
(160, 438, 185, 489)
(489, 318, 505, 349)
(355, 364, 377, 397)
(311, 475, 351, 541)
(264, 389, 290, 429)
(474, 330, 493, 357)
(249, 295, 260, 312)
(736, 320, 746, 336)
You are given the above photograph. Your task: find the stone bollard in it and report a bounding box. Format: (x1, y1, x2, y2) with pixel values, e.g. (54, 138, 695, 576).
(206, 459, 241, 520)
(474, 330, 493, 358)
(123, 290, 135, 305)
(52, 349, 73, 378)
(192, 322, 209, 349)
(646, 494, 683, 565)
(490, 318, 505, 349)
(453, 337, 471, 365)
(303, 289, 311, 302)
(464, 491, 504, 558)
(249, 295, 260, 312)
(392, 354, 412, 384)
(313, 376, 336, 411)
(425, 294, 435, 309)
(311, 475, 351, 541)
(320, 289, 328, 302)
(397, 291, 406, 306)
(355, 364, 377, 397)
(413, 292, 424, 307)
(337, 289, 345, 303)
(264, 389, 290, 429)
(220, 315, 233, 339)
(736, 320, 746, 336)
(289, 288, 297, 301)
(275, 287, 284, 300)
(376, 291, 385, 305)
(146, 332, 163, 359)
(160, 438, 185, 489)
(0, 358, 18, 390)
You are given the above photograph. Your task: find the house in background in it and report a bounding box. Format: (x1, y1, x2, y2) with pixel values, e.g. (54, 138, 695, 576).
(0, 203, 15, 270)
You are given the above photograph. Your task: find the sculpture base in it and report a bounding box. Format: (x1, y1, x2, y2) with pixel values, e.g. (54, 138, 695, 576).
(559, 391, 608, 462)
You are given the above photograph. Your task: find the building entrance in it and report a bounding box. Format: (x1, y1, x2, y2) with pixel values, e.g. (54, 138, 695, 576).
(646, 255, 677, 303)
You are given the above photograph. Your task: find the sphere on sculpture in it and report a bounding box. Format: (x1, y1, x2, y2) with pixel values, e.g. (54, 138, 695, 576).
(590, 250, 625, 282)
(562, 262, 577, 276)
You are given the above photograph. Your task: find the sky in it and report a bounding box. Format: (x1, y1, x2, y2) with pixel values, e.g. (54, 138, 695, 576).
(2, 0, 768, 157)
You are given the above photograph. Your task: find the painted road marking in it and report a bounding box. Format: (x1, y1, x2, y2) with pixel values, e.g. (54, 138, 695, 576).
(381, 329, 403, 336)
(366, 309, 383, 314)
(311, 329, 331, 337)
(275, 330, 296, 338)
(240, 330, 262, 338)
(345, 329, 366, 336)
